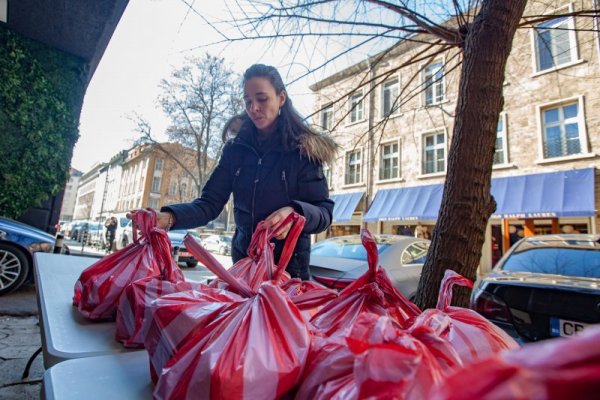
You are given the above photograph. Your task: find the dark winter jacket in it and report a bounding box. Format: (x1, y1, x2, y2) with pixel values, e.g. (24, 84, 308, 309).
(163, 122, 337, 279)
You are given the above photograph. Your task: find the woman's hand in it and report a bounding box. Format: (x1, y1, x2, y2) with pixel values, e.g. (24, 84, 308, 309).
(264, 206, 294, 240)
(127, 210, 175, 230)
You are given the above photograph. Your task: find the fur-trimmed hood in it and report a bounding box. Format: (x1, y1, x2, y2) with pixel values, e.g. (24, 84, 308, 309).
(297, 131, 339, 165)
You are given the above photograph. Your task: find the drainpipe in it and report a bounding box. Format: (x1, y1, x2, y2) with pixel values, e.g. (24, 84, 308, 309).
(364, 59, 377, 231)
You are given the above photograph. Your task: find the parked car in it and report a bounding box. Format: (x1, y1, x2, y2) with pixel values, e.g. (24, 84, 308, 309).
(201, 234, 232, 255)
(167, 229, 202, 268)
(470, 234, 600, 343)
(69, 220, 89, 241)
(309, 234, 430, 299)
(0, 216, 70, 295)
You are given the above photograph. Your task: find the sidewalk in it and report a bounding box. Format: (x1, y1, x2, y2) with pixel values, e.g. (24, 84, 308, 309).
(64, 239, 107, 258)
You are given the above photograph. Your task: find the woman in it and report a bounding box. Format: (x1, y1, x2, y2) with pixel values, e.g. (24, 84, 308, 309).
(154, 64, 337, 279)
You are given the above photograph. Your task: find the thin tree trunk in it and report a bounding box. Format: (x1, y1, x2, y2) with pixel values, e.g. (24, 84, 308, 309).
(415, 0, 527, 309)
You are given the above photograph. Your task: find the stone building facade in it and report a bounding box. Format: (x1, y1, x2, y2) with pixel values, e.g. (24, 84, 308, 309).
(311, 0, 600, 271)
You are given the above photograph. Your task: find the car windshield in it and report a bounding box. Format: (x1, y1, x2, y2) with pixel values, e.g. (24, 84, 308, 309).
(221, 236, 232, 243)
(311, 240, 390, 261)
(502, 246, 600, 278)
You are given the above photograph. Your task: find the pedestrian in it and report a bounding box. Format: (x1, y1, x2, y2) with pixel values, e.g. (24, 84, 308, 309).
(104, 216, 117, 253)
(144, 64, 338, 279)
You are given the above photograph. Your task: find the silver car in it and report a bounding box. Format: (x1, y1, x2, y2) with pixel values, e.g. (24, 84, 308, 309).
(309, 234, 430, 299)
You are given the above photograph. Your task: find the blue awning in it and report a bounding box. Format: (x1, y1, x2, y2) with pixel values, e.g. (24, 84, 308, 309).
(491, 168, 595, 218)
(363, 184, 443, 222)
(330, 192, 364, 223)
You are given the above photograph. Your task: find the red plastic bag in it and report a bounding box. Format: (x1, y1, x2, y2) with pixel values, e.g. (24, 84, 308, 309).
(430, 326, 600, 400)
(296, 313, 445, 400)
(207, 213, 305, 292)
(310, 229, 421, 336)
(73, 209, 184, 320)
(143, 287, 244, 383)
(408, 269, 518, 364)
(280, 278, 338, 320)
(153, 231, 311, 399)
(115, 278, 205, 348)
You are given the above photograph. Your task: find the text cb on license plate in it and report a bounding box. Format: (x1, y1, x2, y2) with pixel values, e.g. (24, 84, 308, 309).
(550, 317, 589, 337)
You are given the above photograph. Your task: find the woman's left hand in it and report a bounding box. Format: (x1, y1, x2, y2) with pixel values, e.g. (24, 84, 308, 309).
(264, 206, 295, 240)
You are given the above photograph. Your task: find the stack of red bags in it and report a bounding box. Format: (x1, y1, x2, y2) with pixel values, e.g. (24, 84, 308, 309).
(73, 208, 185, 321)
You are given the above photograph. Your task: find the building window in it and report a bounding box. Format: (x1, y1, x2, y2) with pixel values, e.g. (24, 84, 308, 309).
(422, 132, 445, 174)
(349, 91, 364, 123)
(151, 177, 161, 193)
(322, 164, 332, 187)
(494, 113, 508, 165)
(168, 179, 177, 195)
(321, 104, 333, 131)
(345, 150, 362, 185)
(534, 14, 577, 72)
(379, 141, 400, 180)
(541, 101, 582, 159)
(180, 181, 188, 198)
(423, 61, 445, 105)
(381, 78, 399, 117)
(148, 198, 159, 209)
(155, 159, 163, 172)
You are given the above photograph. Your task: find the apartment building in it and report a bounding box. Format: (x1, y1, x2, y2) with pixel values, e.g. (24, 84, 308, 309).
(59, 168, 83, 221)
(115, 142, 198, 213)
(311, 1, 600, 270)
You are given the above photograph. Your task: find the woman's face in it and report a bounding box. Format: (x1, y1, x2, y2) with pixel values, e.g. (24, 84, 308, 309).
(243, 77, 286, 135)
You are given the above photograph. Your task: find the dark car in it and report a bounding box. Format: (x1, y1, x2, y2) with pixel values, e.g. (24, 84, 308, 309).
(470, 234, 600, 343)
(309, 234, 430, 299)
(200, 234, 232, 256)
(168, 229, 203, 268)
(0, 217, 69, 295)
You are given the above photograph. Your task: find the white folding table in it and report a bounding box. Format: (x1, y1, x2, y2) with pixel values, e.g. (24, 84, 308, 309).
(34, 252, 211, 368)
(43, 351, 152, 400)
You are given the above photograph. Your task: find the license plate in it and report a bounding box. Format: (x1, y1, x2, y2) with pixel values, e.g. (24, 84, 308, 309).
(179, 251, 191, 257)
(550, 317, 589, 337)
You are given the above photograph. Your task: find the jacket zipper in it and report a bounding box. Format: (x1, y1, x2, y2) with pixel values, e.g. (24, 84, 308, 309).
(251, 158, 262, 230)
(282, 170, 291, 203)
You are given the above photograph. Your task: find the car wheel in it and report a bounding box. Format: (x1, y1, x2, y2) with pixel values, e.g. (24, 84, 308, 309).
(186, 260, 198, 268)
(219, 246, 226, 255)
(0, 244, 30, 296)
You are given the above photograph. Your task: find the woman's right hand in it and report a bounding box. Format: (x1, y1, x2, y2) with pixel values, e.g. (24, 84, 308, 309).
(127, 210, 175, 230)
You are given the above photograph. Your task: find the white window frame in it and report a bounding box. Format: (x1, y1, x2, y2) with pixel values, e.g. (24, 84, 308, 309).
(531, 4, 580, 74)
(168, 178, 177, 196)
(322, 163, 333, 188)
(421, 130, 447, 176)
(349, 90, 365, 124)
(151, 176, 161, 193)
(536, 95, 590, 162)
(378, 139, 401, 182)
(321, 104, 334, 131)
(422, 60, 445, 106)
(155, 158, 163, 172)
(493, 112, 509, 166)
(344, 148, 363, 186)
(380, 77, 400, 118)
(148, 197, 160, 209)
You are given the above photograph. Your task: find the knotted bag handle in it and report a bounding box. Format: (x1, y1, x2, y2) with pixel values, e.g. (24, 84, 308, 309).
(130, 209, 180, 281)
(184, 234, 254, 297)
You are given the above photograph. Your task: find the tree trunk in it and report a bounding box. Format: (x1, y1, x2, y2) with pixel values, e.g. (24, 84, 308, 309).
(415, 0, 527, 309)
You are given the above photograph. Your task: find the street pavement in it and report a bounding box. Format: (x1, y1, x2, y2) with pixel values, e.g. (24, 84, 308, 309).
(0, 242, 233, 399)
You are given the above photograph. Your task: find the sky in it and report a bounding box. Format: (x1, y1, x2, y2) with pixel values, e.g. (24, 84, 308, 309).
(72, 0, 326, 173)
